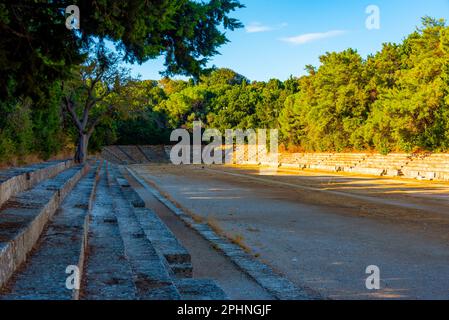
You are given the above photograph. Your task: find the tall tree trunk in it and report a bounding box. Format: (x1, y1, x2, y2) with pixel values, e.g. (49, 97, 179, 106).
(74, 132, 89, 163)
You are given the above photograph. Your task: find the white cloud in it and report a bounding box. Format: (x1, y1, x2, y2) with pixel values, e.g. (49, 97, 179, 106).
(246, 22, 288, 34)
(280, 30, 346, 45)
(246, 23, 273, 33)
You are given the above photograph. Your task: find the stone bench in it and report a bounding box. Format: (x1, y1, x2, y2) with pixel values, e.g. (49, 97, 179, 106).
(348, 167, 386, 176)
(0, 164, 87, 289)
(111, 166, 193, 278)
(119, 146, 148, 164)
(101, 148, 123, 164)
(0, 163, 100, 300)
(361, 162, 406, 167)
(309, 164, 340, 172)
(116, 146, 137, 163)
(175, 279, 228, 300)
(0, 160, 73, 209)
(140, 145, 169, 163)
(106, 164, 181, 299)
(105, 146, 132, 164)
(103, 146, 127, 164)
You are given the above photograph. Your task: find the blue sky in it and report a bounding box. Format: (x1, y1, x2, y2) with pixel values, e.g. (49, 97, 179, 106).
(129, 0, 449, 82)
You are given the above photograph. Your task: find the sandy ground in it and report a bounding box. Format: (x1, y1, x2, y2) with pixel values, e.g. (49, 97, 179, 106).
(131, 164, 449, 300)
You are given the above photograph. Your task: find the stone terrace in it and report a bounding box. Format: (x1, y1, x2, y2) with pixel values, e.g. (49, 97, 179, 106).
(102, 145, 449, 181)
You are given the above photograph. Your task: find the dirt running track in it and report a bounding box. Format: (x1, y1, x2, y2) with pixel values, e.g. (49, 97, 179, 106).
(131, 164, 449, 300)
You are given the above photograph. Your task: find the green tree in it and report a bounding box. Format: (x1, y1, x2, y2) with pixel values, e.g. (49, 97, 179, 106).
(279, 49, 369, 151)
(365, 17, 449, 152)
(62, 47, 135, 163)
(156, 86, 213, 129)
(1, 0, 243, 101)
(114, 80, 170, 145)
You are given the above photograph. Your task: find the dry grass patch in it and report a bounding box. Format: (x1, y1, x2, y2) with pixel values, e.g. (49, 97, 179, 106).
(206, 216, 224, 234)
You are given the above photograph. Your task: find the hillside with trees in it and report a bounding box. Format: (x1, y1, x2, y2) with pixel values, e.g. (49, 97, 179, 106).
(1, 10, 448, 165)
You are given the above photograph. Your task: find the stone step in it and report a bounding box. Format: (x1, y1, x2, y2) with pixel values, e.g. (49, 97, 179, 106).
(116, 146, 138, 163)
(139, 146, 169, 163)
(309, 164, 339, 172)
(170, 263, 194, 278)
(123, 167, 235, 300)
(118, 165, 233, 300)
(0, 160, 73, 208)
(175, 279, 228, 300)
(348, 167, 386, 176)
(0, 163, 100, 300)
(105, 146, 132, 164)
(119, 146, 148, 164)
(134, 146, 150, 163)
(101, 148, 123, 165)
(111, 166, 192, 277)
(437, 172, 449, 181)
(0, 164, 88, 289)
(356, 162, 406, 167)
(279, 163, 300, 169)
(403, 164, 449, 170)
(106, 164, 181, 300)
(82, 164, 137, 300)
(104, 146, 127, 164)
(133, 208, 193, 278)
(114, 177, 146, 208)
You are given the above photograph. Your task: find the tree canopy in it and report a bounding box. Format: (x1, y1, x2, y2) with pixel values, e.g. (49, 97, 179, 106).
(0, 0, 243, 164)
(1, 14, 448, 165)
(115, 17, 449, 155)
(0, 0, 243, 100)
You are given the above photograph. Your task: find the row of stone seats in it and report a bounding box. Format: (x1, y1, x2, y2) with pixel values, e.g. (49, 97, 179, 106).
(322, 153, 449, 180)
(0, 160, 73, 208)
(166, 145, 223, 164)
(101, 146, 125, 164)
(140, 145, 169, 163)
(0, 162, 101, 299)
(298, 153, 334, 170)
(243, 150, 448, 181)
(106, 145, 227, 165)
(106, 163, 227, 299)
(100, 147, 123, 164)
(0, 162, 88, 290)
(0, 159, 227, 300)
(102, 145, 449, 182)
(278, 153, 334, 170)
(401, 154, 449, 180)
(228, 145, 274, 165)
(108, 145, 135, 164)
(348, 153, 411, 176)
(312, 153, 368, 172)
(110, 165, 193, 278)
(116, 145, 147, 164)
(278, 153, 305, 168)
(104, 145, 170, 165)
(102, 145, 151, 165)
(106, 144, 273, 165)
